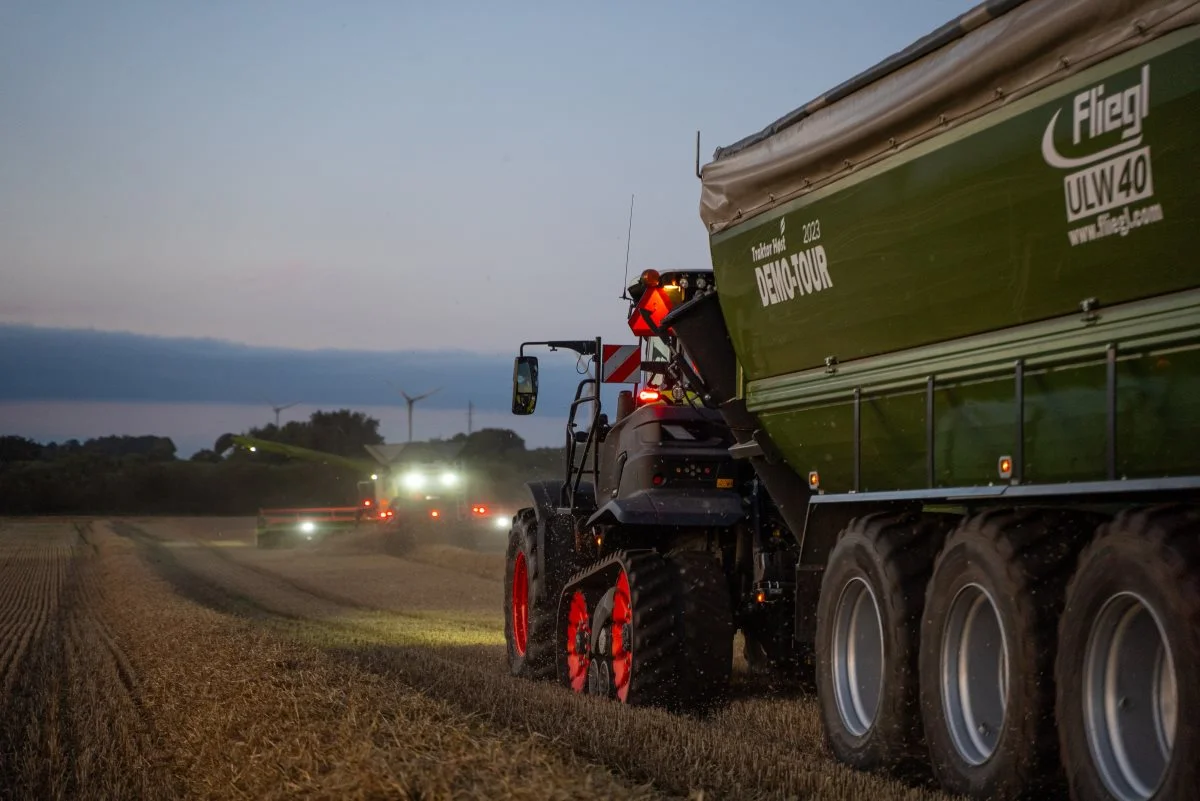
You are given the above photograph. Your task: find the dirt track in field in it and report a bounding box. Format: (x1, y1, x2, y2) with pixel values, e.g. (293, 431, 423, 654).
(0, 517, 953, 800)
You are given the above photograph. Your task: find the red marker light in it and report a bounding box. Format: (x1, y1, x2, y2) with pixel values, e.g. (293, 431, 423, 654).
(363, 499, 372, 507)
(430, 509, 440, 518)
(638, 388, 661, 404)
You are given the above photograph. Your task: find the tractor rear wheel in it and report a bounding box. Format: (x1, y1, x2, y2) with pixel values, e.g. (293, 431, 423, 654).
(504, 509, 557, 680)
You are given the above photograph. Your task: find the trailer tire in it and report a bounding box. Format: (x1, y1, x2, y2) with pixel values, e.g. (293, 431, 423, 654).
(920, 508, 1083, 799)
(668, 551, 734, 711)
(504, 509, 556, 679)
(816, 512, 944, 772)
(1056, 504, 1200, 801)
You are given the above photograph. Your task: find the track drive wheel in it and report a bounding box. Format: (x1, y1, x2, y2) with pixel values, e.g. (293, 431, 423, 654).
(919, 508, 1085, 799)
(815, 512, 945, 772)
(564, 590, 591, 693)
(1056, 505, 1199, 801)
(505, 509, 567, 680)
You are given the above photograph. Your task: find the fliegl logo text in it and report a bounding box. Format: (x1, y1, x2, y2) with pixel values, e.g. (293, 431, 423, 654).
(751, 216, 833, 308)
(1041, 64, 1165, 247)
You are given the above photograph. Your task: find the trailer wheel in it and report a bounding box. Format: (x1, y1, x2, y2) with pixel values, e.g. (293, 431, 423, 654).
(504, 509, 559, 680)
(1056, 505, 1199, 801)
(816, 512, 944, 771)
(920, 509, 1082, 799)
(668, 551, 734, 712)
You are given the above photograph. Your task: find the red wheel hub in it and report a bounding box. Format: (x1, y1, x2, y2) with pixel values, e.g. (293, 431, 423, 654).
(565, 590, 591, 692)
(512, 551, 529, 656)
(611, 570, 633, 702)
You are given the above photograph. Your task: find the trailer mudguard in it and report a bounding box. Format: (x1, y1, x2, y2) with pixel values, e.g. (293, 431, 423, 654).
(585, 489, 745, 529)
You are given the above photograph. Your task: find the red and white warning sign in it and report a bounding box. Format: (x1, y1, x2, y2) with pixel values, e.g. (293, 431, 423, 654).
(602, 344, 641, 383)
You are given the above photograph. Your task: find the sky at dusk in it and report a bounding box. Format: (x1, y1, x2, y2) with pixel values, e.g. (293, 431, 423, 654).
(1, 0, 976, 451)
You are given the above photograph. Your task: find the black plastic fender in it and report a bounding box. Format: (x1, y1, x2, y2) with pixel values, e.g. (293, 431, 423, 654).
(585, 489, 746, 529)
(524, 480, 596, 522)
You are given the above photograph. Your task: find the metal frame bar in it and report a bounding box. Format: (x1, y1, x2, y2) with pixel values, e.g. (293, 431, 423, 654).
(926, 375, 935, 488)
(808, 475, 1200, 504)
(1107, 343, 1118, 480)
(1014, 358, 1025, 484)
(562, 337, 603, 511)
(853, 388, 862, 492)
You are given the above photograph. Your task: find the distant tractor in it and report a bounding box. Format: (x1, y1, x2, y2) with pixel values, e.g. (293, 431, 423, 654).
(382, 458, 507, 548)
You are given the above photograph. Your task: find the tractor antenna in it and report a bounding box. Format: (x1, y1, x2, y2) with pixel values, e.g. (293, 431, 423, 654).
(695, 130, 702, 179)
(620, 193, 635, 300)
(467, 401, 474, 435)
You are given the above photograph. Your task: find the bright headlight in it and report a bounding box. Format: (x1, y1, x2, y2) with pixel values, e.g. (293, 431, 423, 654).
(494, 516, 510, 529)
(440, 471, 459, 487)
(299, 520, 316, 534)
(402, 472, 426, 490)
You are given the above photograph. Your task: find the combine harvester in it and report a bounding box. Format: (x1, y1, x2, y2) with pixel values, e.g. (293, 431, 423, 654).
(502, 1, 1199, 799)
(215, 433, 390, 547)
(215, 434, 510, 548)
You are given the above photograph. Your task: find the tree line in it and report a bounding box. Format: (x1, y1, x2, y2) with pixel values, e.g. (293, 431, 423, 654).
(0, 410, 563, 516)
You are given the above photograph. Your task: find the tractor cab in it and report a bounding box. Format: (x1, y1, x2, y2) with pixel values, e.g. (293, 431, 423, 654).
(509, 268, 725, 522)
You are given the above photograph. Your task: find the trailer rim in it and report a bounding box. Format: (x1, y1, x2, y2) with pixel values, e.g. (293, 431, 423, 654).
(1084, 590, 1177, 801)
(512, 551, 529, 656)
(831, 576, 884, 737)
(940, 582, 1009, 766)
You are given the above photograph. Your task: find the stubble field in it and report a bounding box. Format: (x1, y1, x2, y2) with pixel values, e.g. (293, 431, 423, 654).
(0, 517, 953, 800)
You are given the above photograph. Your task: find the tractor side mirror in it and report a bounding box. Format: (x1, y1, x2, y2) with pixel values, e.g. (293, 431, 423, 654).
(512, 356, 539, 415)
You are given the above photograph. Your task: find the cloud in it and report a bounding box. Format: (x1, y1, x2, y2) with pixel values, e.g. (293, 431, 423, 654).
(0, 324, 591, 412)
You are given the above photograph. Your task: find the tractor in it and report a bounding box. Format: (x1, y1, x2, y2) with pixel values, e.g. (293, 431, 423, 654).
(503, 268, 802, 708)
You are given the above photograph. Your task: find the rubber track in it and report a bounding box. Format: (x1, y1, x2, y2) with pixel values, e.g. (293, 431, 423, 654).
(563, 550, 690, 709)
(667, 551, 734, 712)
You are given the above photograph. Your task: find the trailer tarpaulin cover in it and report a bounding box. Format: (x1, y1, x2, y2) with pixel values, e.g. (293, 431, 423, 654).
(700, 0, 1200, 234)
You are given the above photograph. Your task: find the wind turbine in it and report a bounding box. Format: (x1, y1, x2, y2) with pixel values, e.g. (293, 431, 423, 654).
(396, 387, 440, 442)
(268, 401, 299, 427)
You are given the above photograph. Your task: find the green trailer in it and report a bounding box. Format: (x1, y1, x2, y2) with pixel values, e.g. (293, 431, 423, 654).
(671, 0, 1200, 798)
